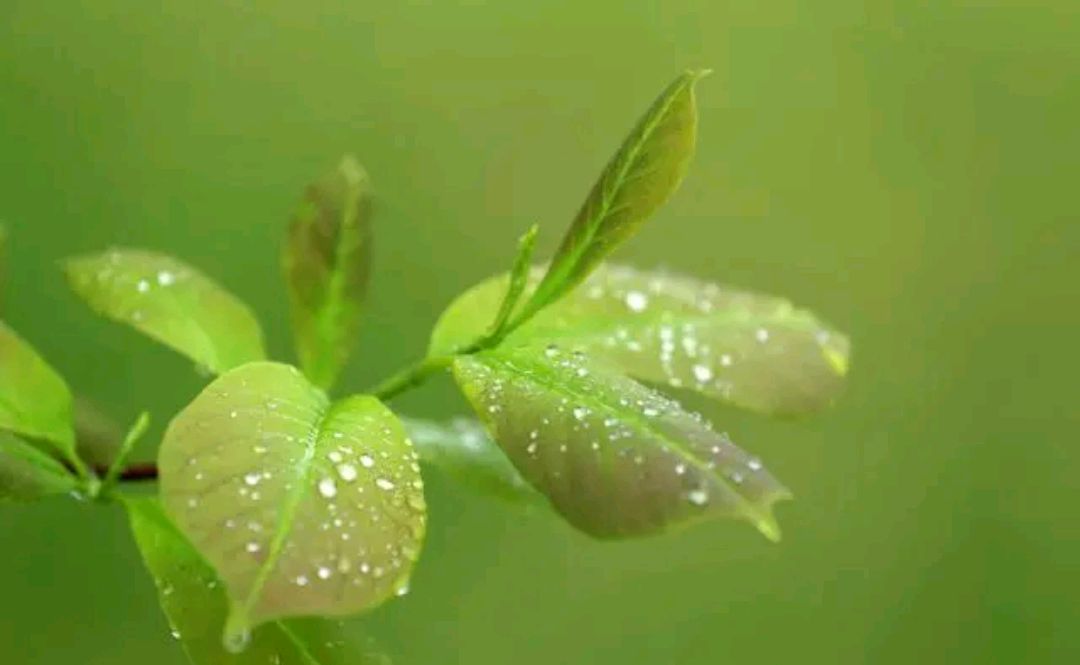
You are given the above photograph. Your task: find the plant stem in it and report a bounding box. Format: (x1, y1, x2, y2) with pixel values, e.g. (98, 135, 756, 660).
(369, 355, 455, 401)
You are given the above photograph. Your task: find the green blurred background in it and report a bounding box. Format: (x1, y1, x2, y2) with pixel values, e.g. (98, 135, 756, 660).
(1, 1, 1076, 663)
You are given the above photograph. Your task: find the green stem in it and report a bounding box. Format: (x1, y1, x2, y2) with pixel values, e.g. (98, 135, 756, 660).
(370, 355, 455, 401)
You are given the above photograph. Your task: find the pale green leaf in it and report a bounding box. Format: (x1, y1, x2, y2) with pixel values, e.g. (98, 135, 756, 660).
(0, 320, 77, 458)
(283, 156, 374, 390)
(126, 498, 391, 665)
(404, 416, 541, 506)
(64, 248, 266, 375)
(432, 264, 849, 416)
(518, 70, 707, 323)
(158, 362, 425, 645)
(1, 431, 78, 501)
(453, 346, 791, 540)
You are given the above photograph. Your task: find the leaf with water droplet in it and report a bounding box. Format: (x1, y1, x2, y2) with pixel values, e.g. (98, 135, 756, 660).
(0, 321, 78, 463)
(158, 362, 425, 643)
(404, 416, 542, 506)
(452, 345, 790, 540)
(283, 156, 374, 390)
(64, 248, 266, 375)
(516, 70, 707, 324)
(432, 264, 849, 416)
(126, 498, 393, 665)
(1, 431, 78, 501)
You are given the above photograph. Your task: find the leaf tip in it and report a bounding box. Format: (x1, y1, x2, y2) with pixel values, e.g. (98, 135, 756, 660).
(222, 608, 252, 654)
(687, 67, 713, 81)
(337, 153, 369, 187)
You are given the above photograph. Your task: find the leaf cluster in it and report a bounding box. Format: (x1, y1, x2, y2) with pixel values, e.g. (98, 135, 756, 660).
(0, 71, 849, 664)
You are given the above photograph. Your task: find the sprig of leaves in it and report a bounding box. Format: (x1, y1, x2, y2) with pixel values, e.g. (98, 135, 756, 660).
(0, 69, 851, 665)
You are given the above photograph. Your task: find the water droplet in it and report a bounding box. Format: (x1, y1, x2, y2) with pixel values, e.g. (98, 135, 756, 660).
(376, 478, 395, 491)
(157, 270, 175, 286)
(229, 410, 238, 419)
(295, 575, 309, 586)
(245, 541, 261, 554)
(360, 454, 375, 468)
(170, 629, 181, 640)
(687, 489, 709, 506)
(317, 566, 332, 580)
(318, 478, 338, 498)
(625, 291, 649, 312)
(642, 407, 660, 417)
(337, 463, 358, 482)
(720, 354, 733, 367)
(748, 458, 763, 471)
(223, 618, 251, 654)
(328, 451, 343, 463)
(526, 442, 539, 456)
(136, 279, 150, 293)
(573, 406, 589, 421)
(675, 463, 687, 475)
(544, 344, 560, 358)
(243, 472, 261, 486)
(692, 364, 714, 383)
(756, 328, 770, 343)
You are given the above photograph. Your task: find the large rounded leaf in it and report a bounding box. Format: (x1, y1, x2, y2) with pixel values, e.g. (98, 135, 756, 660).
(65, 249, 266, 374)
(158, 362, 425, 645)
(432, 264, 849, 416)
(453, 346, 791, 540)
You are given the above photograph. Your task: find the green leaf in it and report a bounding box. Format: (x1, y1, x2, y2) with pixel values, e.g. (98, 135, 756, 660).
(158, 362, 425, 648)
(99, 411, 151, 495)
(64, 248, 266, 375)
(452, 346, 791, 540)
(283, 156, 374, 390)
(1, 431, 78, 501)
(126, 498, 392, 665)
(517, 70, 707, 324)
(0, 321, 78, 459)
(432, 264, 849, 416)
(404, 416, 541, 506)
(484, 224, 539, 342)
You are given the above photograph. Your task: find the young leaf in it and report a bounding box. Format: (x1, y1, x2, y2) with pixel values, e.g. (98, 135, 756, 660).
(126, 498, 391, 665)
(1, 431, 78, 501)
(64, 249, 266, 375)
(283, 156, 374, 390)
(99, 411, 151, 496)
(452, 345, 790, 541)
(158, 362, 425, 647)
(0, 321, 78, 459)
(404, 416, 542, 506)
(483, 224, 539, 342)
(517, 70, 708, 324)
(432, 264, 849, 416)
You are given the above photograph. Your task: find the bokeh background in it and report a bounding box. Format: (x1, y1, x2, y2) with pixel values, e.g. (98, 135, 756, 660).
(1, 1, 1077, 663)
